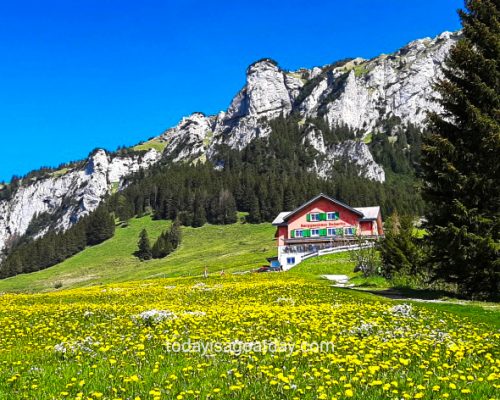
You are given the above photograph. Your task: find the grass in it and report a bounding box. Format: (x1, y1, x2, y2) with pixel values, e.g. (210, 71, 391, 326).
(0, 216, 276, 293)
(133, 138, 167, 152)
(288, 252, 357, 279)
(50, 167, 70, 178)
(353, 64, 369, 77)
(286, 251, 500, 328)
(0, 216, 498, 399)
(362, 132, 373, 144)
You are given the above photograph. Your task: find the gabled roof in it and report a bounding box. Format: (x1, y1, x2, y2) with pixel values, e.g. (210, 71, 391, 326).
(281, 193, 364, 224)
(355, 206, 380, 221)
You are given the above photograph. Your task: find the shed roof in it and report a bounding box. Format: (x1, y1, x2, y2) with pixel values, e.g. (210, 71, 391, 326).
(354, 206, 380, 220)
(272, 211, 291, 226)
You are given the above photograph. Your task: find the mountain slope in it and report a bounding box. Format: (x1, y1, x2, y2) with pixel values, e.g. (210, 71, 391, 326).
(0, 216, 275, 292)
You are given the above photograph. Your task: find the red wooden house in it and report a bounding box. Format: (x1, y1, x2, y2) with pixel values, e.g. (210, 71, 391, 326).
(271, 193, 383, 269)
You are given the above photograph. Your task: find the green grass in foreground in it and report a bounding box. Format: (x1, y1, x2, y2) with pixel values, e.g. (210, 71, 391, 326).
(0, 216, 275, 293)
(288, 252, 357, 278)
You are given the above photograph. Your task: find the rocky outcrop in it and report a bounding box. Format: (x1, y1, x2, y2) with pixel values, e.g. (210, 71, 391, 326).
(305, 32, 458, 131)
(161, 112, 216, 163)
(0, 149, 161, 255)
(210, 59, 304, 150)
(302, 125, 385, 182)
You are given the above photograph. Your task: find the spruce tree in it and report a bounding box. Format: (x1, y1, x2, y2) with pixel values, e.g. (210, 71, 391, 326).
(85, 206, 116, 246)
(247, 194, 261, 223)
(152, 231, 172, 259)
(168, 219, 182, 249)
(421, 0, 499, 298)
(136, 229, 152, 261)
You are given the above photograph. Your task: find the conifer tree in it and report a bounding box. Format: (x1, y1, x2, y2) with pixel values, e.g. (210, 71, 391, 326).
(168, 219, 182, 249)
(152, 231, 172, 259)
(85, 206, 116, 246)
(192, 200, 207, 228)
(136, 228, 152, 261)
(421, 0, 499, 298)
(247, 194, 261, 223)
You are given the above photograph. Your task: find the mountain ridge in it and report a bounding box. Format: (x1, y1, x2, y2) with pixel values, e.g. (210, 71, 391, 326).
(0, 30, 459, 257)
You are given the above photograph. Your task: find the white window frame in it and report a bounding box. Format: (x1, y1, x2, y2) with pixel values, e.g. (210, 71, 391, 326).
(311, 228, 320, 237)
(345, 227, 354, 236)
(310, 213, 320, 221)
(287, 257, 295, 265)
(327, 212, 336, 221)
(327, 228, 336, 236)
(294, 229, 303, 238)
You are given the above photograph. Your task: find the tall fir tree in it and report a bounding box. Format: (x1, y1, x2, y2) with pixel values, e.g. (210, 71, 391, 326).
(168, 219, 182, 249)
(85, 206, 116, 246)
(421, 0, 499, 298)
(136, 228, 152, 261)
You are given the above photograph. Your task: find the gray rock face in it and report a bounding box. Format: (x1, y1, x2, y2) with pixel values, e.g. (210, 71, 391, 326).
(0, 149, 161, 256)
(210, 59, 303, 150)
(316, 31, 457, 132)
(161, 112, 216, 163)
(302, 125, 385, 182)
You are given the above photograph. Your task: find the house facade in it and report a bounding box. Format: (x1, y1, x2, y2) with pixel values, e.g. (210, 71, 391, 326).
(272, 193, 383, 269)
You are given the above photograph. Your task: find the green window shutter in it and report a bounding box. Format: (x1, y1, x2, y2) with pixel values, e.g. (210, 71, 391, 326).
(335, 212, 340, 220)
(320, 212, 326, 221)
(336, 228, 343, 235)
(306, 214, 310, 222)
(291, 230, 295, 238)
(352, 227, 357, 235)
(320, 228, 327, 236)
(304, 229, 311, 237)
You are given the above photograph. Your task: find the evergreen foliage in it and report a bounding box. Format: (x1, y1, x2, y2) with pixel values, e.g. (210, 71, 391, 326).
(421, 0, 500, 299)
(86, 206, 116, 246)
(0, 206, 115, 278)
(378, 212, 424, 279)
(151, 219, 182, 259)
(136, 229, 152, 261)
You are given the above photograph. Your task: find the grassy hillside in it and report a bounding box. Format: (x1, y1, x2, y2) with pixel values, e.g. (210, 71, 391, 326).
(0, 216, 276, 292)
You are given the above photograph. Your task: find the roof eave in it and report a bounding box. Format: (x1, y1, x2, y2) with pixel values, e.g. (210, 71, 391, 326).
(283, 193, 364, 222)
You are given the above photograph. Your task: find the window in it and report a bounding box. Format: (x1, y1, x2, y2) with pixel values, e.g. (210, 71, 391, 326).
(287, 257, 295, 265)
(294, 229, 303, 238)
(311, 229, 320, 237)
(327, 212, 338, 220)
(344, 227, 354, 235)
(327, 228, 336, 236)
(310, 213, 320, 221)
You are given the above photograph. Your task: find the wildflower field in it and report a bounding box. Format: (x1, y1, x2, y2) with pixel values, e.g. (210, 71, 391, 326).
(0, 274, 498, 399)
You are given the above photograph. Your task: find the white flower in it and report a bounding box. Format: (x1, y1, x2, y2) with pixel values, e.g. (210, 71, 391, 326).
(133, 309, 177, 325)
(275, 297, 296, 306)
(183, 311, 206, 317)
(390, 304, 413, 317)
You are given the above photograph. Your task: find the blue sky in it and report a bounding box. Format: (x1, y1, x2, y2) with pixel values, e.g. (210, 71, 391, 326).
(0, 0, 462, 182)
